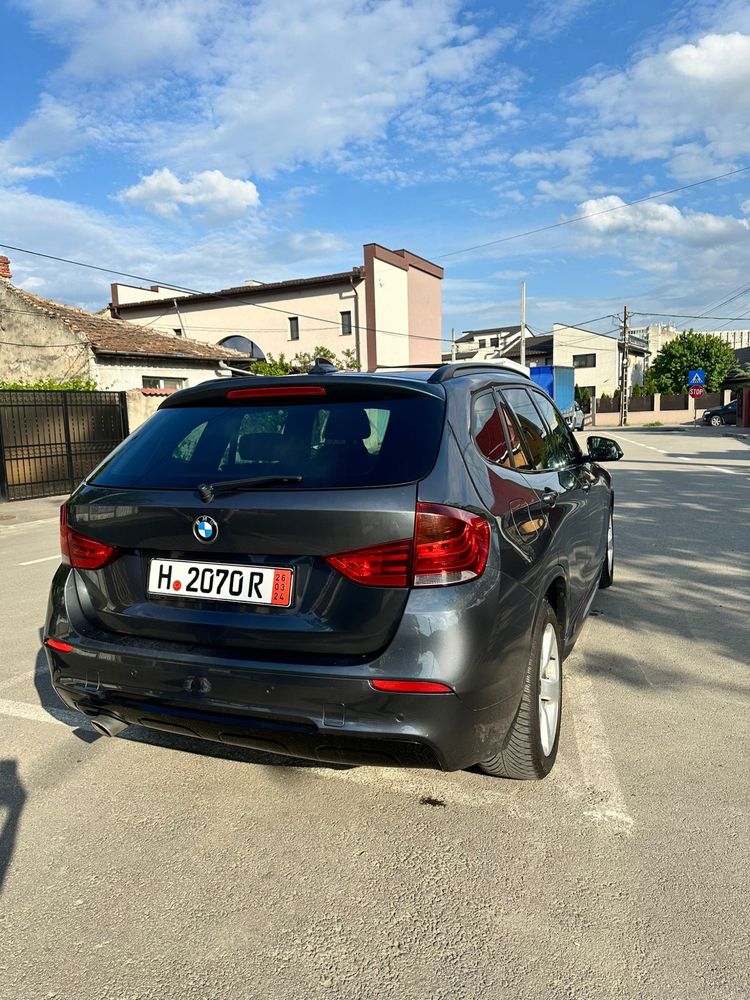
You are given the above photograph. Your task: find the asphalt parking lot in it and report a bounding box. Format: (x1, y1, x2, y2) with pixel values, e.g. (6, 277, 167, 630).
(1, 427, 748, 1000)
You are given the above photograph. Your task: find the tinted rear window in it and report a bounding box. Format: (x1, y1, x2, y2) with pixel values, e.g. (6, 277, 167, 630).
(89, 395, 445, 490)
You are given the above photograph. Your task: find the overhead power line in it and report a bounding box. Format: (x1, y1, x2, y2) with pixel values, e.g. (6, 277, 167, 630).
(433, 164, 750, 260)
(0, 241, 445, 344)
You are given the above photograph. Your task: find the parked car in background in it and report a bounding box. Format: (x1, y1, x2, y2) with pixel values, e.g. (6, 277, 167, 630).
(702, 399, 737, 426)
(568, 402, 585, 431)
(45, 362, 622, 781)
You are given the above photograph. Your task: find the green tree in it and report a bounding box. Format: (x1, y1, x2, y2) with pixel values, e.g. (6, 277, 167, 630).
(249, 345, 360, 377)
(644, 331, 736, 394)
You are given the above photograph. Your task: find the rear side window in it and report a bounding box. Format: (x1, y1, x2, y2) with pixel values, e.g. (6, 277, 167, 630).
(472, 393, 511, 466)
(89, 394, 445, 490)
(500, 388, 576, 472)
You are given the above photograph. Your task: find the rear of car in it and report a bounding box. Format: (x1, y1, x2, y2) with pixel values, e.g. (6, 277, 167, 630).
(45, 374, 522, 771)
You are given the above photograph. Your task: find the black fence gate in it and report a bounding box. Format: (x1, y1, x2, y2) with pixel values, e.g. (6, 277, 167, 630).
(0, 390, 129, 501)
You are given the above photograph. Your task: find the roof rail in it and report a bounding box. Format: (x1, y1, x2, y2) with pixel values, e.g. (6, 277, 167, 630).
(427, 359, 531, 383)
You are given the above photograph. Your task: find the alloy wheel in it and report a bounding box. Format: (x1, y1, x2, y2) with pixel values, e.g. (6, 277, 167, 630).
(538, 622, 561, 757)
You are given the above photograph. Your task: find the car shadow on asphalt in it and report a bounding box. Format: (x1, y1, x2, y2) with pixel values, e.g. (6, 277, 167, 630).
(0, 759, 26, 895)
(34, 635, 351, 772)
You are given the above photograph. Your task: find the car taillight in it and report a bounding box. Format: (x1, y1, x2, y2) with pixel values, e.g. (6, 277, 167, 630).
(60, 505, 117, 570)
(325, 538, 412, 588)
(325, 503, 489, 588)
(413, 502, 490, 587)
(45, 637, 74, 653)
(370, 679, 452, 694)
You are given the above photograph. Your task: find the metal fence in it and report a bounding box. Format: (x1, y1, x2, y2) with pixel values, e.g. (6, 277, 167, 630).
(0, 390, 129, 501)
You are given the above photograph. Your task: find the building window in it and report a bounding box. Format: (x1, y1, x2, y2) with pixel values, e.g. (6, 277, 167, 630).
(289, 317, 300, 341)
(573, 353, 596, 368)
(173, 328, 183, 337)
(218, 335, 265, 360)
(490, 336, 499, 347)
(478, 338, 486, 348)
(340, 311, 352, 336)
(142, 376, 186, 390)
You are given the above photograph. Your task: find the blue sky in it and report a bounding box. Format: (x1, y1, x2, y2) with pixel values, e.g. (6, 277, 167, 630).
(2, 0, 750, 345)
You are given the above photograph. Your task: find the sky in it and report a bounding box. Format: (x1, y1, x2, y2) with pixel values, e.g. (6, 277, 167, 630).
(2, 0, 750, 346)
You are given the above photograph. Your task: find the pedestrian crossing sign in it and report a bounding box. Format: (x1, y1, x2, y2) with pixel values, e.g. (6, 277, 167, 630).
(688, 369, 706, 386)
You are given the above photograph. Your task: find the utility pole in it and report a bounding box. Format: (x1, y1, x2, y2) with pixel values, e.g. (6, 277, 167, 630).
(450, 327, 456, 361)
(520, 281, 526, 367)
(619, 305, 629, 426)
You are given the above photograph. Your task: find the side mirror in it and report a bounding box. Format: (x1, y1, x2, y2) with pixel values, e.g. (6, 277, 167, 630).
(587, 435, 623, 462)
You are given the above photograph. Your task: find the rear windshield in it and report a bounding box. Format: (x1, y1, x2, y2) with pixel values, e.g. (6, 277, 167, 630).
(89, 395, 445, 490)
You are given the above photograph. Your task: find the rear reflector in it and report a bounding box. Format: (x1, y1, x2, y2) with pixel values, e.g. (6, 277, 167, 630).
(45, 637, 73, 653)
(227, 385, 326, 400)
(61, 505, 118, 570)
(326, 539, 411, 588)
(325, 503, 490, 589)
(370, 679, 453, 694)
(413, 502, 490, 587)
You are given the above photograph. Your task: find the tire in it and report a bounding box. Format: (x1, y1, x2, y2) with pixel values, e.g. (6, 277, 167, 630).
(478, 600, 562, 780)
(710, 415, 723, 426)
(599, 507, 614, 589)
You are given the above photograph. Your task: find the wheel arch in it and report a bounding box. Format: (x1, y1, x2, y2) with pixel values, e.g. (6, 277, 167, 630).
(541, 570, 568, 645)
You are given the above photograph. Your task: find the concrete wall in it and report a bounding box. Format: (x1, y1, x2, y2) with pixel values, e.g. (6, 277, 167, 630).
(372, 257, 410, 367)
(592, 390, 734, 426)
(124, 390, 166, 430)
(113, 284, 192, 306)
(407, 265, 442, 365)
(0, 281, 94, 384)
(93, 358, 224, 391)
(116, 281, 365, 366)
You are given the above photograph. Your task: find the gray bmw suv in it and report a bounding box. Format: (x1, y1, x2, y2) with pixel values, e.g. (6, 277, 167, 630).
(44, 362, 622, 779)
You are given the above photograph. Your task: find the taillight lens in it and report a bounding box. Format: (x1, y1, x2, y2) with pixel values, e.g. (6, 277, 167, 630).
(60, 505, 117, 570)
(370, 679, 452, 694)
(413, 502, 490, 587)
(45, 637, 74, 653)
(325, 538, 412, 588)
(325, 503, 490, 588)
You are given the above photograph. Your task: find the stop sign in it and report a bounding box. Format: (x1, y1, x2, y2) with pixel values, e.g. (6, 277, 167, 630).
(689, 385, 705, 398)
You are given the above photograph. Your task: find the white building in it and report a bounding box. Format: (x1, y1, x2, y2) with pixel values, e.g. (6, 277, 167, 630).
(110, 243, 444, 372)
(443, 325, 524, 362)
(500, 323, 648, 397)
(631, 322, 750, 357)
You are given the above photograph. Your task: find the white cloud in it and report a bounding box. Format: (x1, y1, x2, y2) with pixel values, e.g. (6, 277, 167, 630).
(578, 196, 750, 246)
(17, 0, 216, 80)
(7, 0, 513, 182)
(571, 31, 750, 173)
(0, 186, 352, 308)
(0, 95, 83, 178)
(528, 0, 598, 39)
(119, 169, 260, 221)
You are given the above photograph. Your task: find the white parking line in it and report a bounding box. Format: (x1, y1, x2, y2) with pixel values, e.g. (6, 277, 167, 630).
(609, 435, 745, 476)
(19, 554, 60, 566)
(0, 697, 81, 727)
(568, 668, 634, 835)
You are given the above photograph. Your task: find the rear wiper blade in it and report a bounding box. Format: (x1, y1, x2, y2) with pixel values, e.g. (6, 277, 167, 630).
(198, 476, 303, 502)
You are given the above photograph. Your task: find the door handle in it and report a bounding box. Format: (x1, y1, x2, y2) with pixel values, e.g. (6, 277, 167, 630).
(541, 489, 558, 508)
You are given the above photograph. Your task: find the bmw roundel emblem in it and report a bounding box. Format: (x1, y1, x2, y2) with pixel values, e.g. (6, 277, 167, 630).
(193, 515, 219, 544)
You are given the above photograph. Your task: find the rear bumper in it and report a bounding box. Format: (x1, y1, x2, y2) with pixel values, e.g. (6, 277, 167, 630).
(45, 643, 517, 771)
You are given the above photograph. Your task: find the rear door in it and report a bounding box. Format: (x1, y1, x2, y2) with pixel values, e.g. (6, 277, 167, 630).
(498, 385, 603, 616)
(67, 377, 446, 659)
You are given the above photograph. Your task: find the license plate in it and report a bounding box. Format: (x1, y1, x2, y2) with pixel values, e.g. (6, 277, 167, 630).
(148, 558, 294, 607)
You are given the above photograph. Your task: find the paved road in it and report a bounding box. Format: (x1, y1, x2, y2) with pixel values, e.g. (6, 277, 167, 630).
(1, 428, 748, 1000)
